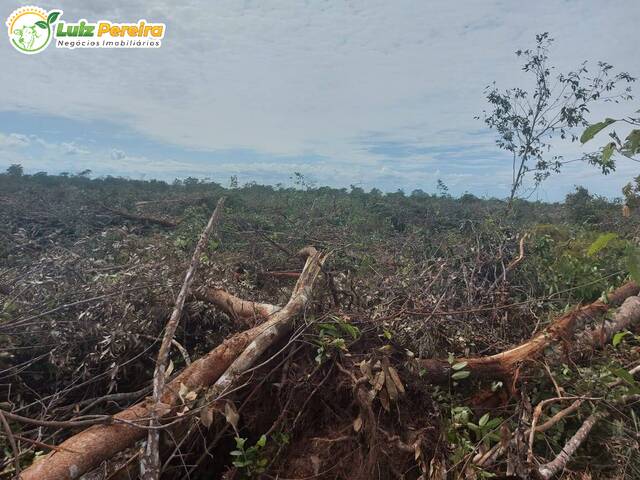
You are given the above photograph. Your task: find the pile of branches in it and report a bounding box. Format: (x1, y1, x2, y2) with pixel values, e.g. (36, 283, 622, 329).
(2, 196, 640, 480)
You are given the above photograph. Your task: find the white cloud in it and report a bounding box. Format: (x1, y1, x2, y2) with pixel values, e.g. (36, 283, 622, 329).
(110, 149, 126, 160)
(61, 142, 90, 155)
(0, 132, 30, 148)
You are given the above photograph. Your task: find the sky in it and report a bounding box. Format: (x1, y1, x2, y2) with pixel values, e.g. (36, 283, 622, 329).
(0, 0, 638, 200)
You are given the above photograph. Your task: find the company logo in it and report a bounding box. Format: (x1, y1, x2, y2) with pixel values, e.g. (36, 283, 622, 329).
(6, 6, 60, 54)
(6, 6, 166, 54)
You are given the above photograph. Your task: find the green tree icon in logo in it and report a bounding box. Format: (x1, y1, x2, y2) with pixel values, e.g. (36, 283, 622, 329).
(13, 10, 61, 53)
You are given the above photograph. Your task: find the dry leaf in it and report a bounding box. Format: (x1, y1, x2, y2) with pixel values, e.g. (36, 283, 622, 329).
(413, 441, 422, 461)
(359, 360, 373, 379)
(154, 402, 172, 416)
(353, 414, 363, 432)
(385, 372, 398, 401)
(166, 359, 174, 377)
(372, 370, 385, 392)
(200, 406, 214, 427)
(379, 386, 390, 411)
(386, 366, 405, 395)
(178, 382, 189, 401)
(224, 401, 240, 432)
(184, 390, 198, 402)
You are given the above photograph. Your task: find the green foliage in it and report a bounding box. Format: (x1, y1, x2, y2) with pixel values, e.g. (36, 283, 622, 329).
(230, 435, 269, 478)
(581, 113, 640, 173)
(627, 246, 640, 283)
(580, 118, 617, 143)
(445, 405, 502, 467)
(6, 164, 23, 177)
(587, 233, 618, 256)
(314, 317, 360, 364)
(529, 228, 630, 299)
(172, 206, 219, 252)
(479, 33, 634, 202)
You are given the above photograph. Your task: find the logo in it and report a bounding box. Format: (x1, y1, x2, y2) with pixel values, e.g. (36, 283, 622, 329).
(6, 6, 166, 54)
(6, 6, 60, 54)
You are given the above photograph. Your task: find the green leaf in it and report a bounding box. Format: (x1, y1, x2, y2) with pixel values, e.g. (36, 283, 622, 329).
(452, 370, 471, 380)
(35, 21, 48, 29)
(580, 118, 617, 143)
(466, 423, 480, 432)
(452, 361, 468, 371)
(610, 367, 640, 394)
(626, 247, 640, 283)
(623, 129, 640, 156)
(602, 142, 617, 163)
(339, 323, 360, 339)
(478, 413, 490, 427)
(47, 11, 61, 24)
(612, 331, 630, 347)
(235, 437, 246, 449)
(256, 434, 267, 448)
(485, 418, 502, 429)
(229, 450, 243, 456)
(587, 233, 617, 256)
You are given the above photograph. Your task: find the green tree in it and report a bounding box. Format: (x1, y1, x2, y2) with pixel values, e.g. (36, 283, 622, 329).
(479, 32, 634, 205)
(6, 164, 23, 177)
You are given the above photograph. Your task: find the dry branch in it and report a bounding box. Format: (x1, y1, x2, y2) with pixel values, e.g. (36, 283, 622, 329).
(194, 287, 280, 321)
(141, 197, 225, 480)
(537, 412, 602, 479)
(418, 282, 639, 383)
(210, 247, 327, 397)
(475, 296, 640, 470)
(19, 246, 326, 480)
(101, 205, 179, 228)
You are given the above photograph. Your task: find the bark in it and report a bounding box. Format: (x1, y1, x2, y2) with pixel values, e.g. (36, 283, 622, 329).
(418, 282, 639, 383)
(537, 412, 601, 479)
(194, 287, 280, 321)
(210, 247, 327, 397)
(19, 246, 325, 480)
(142, 197, 225, 480)
(19, 328, 257, 480)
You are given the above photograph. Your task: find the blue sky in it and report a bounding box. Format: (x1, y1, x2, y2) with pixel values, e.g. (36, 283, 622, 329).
(1, 0, 638, 200)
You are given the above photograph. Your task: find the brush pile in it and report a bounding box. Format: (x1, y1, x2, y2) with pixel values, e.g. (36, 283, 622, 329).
(1, 174, 640, 479)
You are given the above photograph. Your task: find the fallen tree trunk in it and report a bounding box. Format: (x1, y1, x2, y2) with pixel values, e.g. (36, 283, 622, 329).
(474, 295, 640, 470)
(19, 247, 325, 480)
(194, 287, 281, 321)
(418, 282, 639, 383)
(210, 247, 326, 397)
(102, 205, 179, 228)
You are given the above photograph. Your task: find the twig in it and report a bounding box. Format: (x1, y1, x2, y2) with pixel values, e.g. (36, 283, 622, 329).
(0, 409, 112, 428)
(0, 410, 20, 479)
(537, 412, 602, 479)
(527, 397, 584, 463)
(141, 197, 225, 480)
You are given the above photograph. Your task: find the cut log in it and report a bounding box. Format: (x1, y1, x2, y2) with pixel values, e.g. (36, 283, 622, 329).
(418, 282, 639, 383)
(19, 247, 326, 480)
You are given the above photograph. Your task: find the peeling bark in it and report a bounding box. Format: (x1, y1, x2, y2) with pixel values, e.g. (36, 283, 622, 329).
(418, 282, 639, 383)
(194, 287, 280, 321)
(19, 247, 326, 480)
